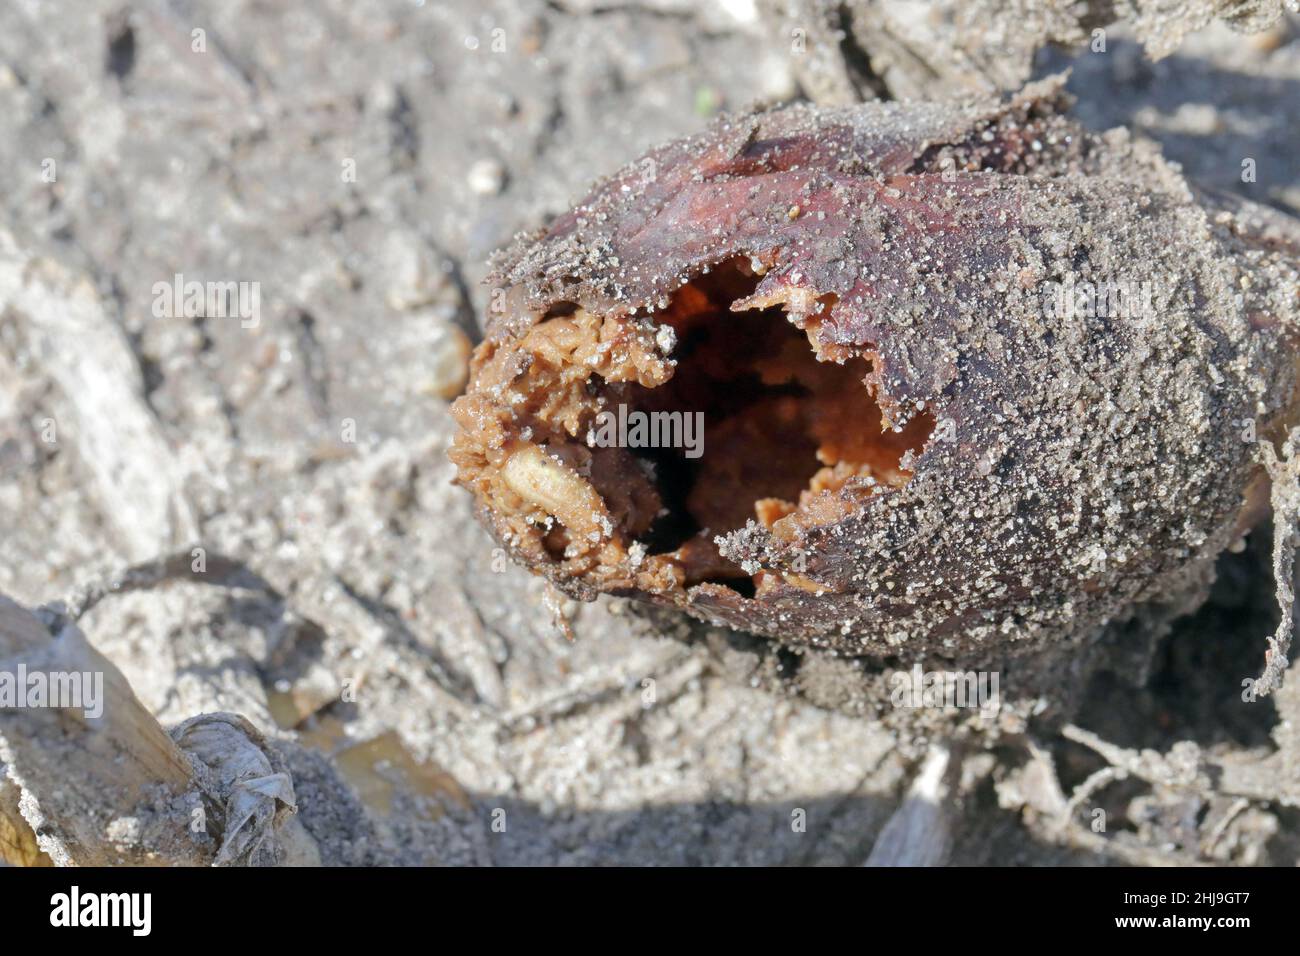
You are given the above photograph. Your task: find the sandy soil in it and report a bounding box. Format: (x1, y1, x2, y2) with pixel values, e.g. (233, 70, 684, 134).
(1, 0, 1298, 865)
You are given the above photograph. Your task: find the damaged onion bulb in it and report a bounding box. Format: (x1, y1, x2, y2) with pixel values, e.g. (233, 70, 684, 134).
(450, 78, 1300, 670)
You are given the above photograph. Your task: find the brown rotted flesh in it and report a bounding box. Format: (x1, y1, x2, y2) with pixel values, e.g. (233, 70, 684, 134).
(450, 257, 932, 599)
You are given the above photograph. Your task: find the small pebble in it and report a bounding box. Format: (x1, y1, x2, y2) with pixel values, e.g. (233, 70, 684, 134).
(467, 158, 506, 196)
(424, 324, 472, 399)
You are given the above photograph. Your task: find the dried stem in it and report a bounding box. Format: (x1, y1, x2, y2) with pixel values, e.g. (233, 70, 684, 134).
(1, 597, 201, 865)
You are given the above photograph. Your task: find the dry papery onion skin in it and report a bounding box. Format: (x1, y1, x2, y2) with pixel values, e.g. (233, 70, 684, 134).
(450, 76, 1300, 661)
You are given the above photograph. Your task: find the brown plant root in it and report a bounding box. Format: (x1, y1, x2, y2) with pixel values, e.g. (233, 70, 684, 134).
(451, 257, 934, 601)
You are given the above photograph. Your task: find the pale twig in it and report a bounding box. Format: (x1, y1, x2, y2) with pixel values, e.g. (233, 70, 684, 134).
(864, 742, 955, 867)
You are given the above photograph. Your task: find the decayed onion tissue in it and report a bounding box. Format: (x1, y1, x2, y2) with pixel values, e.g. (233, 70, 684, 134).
(452, 78, 1300, 672)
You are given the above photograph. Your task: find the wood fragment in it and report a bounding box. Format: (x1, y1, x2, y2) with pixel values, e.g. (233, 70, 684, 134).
(0, 594, 320, 866)
(864, 743, 954, 866)
(0, 774, 50, 867)
(0, 597, 199, 865)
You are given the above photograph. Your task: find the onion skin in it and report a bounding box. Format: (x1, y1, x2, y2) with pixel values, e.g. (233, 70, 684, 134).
(452, 77, 1300, 662)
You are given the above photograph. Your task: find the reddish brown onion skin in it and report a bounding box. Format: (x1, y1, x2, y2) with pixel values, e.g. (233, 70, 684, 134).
(453, 78, 1300, 660)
